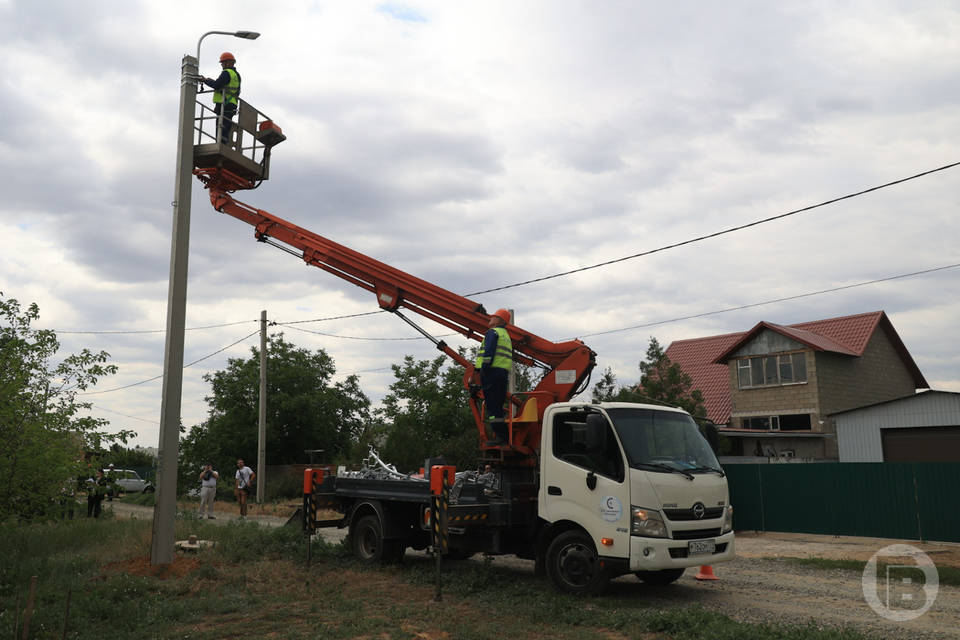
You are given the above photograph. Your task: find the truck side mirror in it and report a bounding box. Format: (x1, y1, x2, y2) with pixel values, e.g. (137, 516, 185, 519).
(584, 414, 607, 454)
(586, 471, 597, 491)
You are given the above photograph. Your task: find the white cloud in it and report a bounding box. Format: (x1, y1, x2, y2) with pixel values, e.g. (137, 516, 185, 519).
(1, 1, 957, 448)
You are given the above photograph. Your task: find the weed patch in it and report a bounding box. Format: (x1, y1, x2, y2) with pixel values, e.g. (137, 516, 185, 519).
(782, 556, 960, 587)
(0, 520, 883, 640)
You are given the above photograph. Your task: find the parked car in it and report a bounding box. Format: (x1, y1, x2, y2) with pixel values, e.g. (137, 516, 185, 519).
(104, 469, 154, 494)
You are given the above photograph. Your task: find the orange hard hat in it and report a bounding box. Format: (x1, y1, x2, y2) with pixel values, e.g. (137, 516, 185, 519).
(219, 52, 236, 63)
(492, 309, 511, 324)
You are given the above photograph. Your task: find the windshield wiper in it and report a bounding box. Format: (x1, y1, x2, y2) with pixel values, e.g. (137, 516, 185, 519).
(635, 462, 694, 481)
(689, 465, 725, 477)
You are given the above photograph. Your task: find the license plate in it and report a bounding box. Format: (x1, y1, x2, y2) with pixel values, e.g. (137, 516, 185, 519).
(688, 539, 715, 556)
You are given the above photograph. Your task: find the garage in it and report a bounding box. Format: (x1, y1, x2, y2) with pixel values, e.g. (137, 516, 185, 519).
(881, 426, 960, 462)
(833, 390, 960, 462)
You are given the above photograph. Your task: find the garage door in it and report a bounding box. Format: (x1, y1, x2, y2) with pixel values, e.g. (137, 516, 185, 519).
(881, 426, 960, 462)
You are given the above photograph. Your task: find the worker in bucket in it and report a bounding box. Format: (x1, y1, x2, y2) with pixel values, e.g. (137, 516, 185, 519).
(476, 308, 513, 446)
(200, 52, 241, 145)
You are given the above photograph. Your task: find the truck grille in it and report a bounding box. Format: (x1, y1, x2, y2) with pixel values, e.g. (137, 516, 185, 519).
(663, 507, 724, 521)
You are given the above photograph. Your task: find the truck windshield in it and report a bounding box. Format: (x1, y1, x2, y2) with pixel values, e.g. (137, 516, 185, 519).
(606, 408, 721, 474)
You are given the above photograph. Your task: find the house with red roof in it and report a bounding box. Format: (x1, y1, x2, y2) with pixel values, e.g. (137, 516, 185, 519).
(664, 311, 928, 461)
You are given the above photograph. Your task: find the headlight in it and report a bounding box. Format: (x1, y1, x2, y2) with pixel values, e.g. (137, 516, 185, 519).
(631, 506, 667, 538)
(722, 505, 734, 533)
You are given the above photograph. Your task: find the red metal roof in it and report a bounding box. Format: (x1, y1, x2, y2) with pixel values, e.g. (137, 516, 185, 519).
(665, 311, 927, 425)
(665, 331, 744, 425)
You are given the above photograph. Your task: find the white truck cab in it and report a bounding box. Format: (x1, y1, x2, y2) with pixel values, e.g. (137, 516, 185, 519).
(538, 402, 734, 590)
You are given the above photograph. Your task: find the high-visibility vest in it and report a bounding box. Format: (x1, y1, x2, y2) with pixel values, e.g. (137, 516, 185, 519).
(475, 327, 513, 370)
(213, 68, 240, 105)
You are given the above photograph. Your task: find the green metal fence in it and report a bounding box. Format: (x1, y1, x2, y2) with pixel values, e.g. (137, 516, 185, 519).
(725, 462, 960, 543)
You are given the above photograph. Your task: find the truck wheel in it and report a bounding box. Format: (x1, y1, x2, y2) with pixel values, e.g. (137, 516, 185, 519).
(545, 530, 607, 594)
(635, 568, 685, 585)
(351, 514, 404, 564)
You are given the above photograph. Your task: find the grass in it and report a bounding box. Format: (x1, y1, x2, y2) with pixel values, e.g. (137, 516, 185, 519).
(782, 556, 960, 587)
(0, 518, 885, 640)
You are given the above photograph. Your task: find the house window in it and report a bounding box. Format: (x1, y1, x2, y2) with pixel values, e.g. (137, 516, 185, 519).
(737, 352, 807, 389)
(743, 416, 779, 430)
(741, 414, 811, 431)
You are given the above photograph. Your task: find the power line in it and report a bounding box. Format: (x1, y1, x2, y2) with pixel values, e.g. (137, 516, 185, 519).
(277, 311, 383, 325)
(577, 262, 960, 339)
(283, 323, 422, 341)
(467, 161, 960, 296)
(53, 319, 258, 335)
(283, 322, 456, 342)
(78, 329, 260, 395)
(92, 405, 161, 425)
(47, 163, 959, 337)
(262, 262, 960, 342)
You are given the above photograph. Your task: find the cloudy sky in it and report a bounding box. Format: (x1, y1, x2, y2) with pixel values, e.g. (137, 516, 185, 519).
(2, 1, 958, 450)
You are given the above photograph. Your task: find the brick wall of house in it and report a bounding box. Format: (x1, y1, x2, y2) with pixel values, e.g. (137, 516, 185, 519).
(815, 328, 917, 416)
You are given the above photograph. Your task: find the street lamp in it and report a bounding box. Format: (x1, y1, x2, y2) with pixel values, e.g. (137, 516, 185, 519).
(196, 30, 260, 65)
(150, 29, 259, 567)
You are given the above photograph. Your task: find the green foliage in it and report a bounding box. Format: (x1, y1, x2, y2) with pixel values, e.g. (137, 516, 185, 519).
(377, 352, 477, 471)
(592, 337, 704, 415)
(783, 556, 960, 587)
(180, 333, 371, 485)
(637, 337, 706, 418)
(0, 293, 127, 520)
(102, 443, 156, 470)
(0, 518, 879, 640)
(591, 337, 727, 452)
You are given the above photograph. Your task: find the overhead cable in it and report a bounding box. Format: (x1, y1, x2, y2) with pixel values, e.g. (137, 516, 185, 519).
(53, 319, 258, 335)
(466, 161, 960, 296)
(577, 262, 960, 339)
(78, 329, 260, 395)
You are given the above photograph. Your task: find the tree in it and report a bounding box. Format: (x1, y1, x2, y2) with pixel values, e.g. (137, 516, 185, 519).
(181, 334, 371, 485)
(377, 353, 476, 471)
(637, 337, 705, 418)
(0, 293, 125, 519)
(590, 337, 725, 452)
(103, 443, 156, 470)
(375, 349, 539, 471)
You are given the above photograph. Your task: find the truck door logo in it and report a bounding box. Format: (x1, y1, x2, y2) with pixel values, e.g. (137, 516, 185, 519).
(600, 496, 623, 522)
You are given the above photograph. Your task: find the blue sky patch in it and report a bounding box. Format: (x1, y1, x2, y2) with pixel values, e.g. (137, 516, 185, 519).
(377, 3, 427, 23)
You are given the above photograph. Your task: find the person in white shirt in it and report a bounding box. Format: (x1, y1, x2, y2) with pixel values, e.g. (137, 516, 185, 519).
(198, 463, 219, 519)
(235, 459, 256, 519)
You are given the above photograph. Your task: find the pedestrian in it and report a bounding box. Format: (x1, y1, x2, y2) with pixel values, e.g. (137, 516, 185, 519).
(198, 463, 219, 519)
(86, 470, 106, 518)
(105, 463, 117, 501)
(200, 52, 241, 145)
(235, 458, 255, 519)
(475, 308, 514, 446)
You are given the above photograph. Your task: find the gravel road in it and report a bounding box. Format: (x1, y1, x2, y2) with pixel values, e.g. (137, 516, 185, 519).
(111, 503, 959, 638)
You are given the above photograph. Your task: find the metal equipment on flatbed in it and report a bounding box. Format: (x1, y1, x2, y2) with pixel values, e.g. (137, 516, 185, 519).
(191, 95, 735, 594)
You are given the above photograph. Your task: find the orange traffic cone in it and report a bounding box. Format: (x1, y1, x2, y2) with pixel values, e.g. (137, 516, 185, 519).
(695, 565, 719, 581)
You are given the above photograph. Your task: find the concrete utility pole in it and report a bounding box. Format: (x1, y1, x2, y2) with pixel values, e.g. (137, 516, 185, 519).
(257, 309, 267, 504)
(151, 53, 197, 565)
(152, 29, 260, 565)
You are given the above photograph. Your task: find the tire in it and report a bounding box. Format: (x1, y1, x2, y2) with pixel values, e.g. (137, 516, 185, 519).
(350, 514, 404, 564)
(545, 530, 608, 594)
(635, 568, 685, 586)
